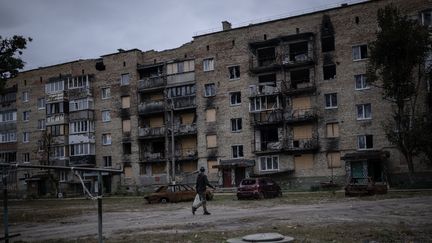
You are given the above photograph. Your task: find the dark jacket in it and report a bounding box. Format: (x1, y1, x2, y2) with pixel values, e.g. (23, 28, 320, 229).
(196, 172, 214, 193)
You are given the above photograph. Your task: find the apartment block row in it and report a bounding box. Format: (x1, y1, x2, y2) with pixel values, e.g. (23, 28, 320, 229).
(1, 0, 431, 195)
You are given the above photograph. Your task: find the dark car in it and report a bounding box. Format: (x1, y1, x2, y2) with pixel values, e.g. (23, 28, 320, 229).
(145, 184, 214, 204)
(237, 177, 282, 200)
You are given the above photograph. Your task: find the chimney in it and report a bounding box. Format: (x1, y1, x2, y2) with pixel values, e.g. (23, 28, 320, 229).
(222, 21, 232, 31)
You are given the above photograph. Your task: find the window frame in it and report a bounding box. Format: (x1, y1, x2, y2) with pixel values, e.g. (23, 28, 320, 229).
(102, 110, 111, 122)
(22, 91, 29, 102)
(356, 103, 372, 120)
(23, 132, 29, 143)
(229, 92, 241, 106)
(259, 155, 279, 172)
(102, 133, 112, 145)
(120, 73, 130, 86)
(324, 93, 338, 109)
(228, 65, 240, 80)
(355, 74, 369, 90)
(101, 87, 111, 99)
(103, 156, 112, 167)
(352, 44, 368, 61)
(231, 118, 242, 132)
(232, 145, 244, 158)
(203, 58, 214, 72)
(23, 111, 30, 121)
(357, 135, 373, 150)
(204, 83, 216, 97)
(37, 98, 46, 110)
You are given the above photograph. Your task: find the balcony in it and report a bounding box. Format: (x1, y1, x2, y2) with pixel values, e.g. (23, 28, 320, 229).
(138, 77, 165, 92)
(170, 96, 196, 110)
(174, 148, 198, 161)
(68, 110, 94, 121)
(139, 126, 166, 139)
(174, 123, 197, 136)
(46, 113, 67, 125)
(284, 137, 319, 153)
(140, 152, 165, 162)
(251, 110, 284, 126)
(68, 87, 92, 99)
(285, 108, 317, 124)
(281, 50, 314, 68)
(166, 72, 195, 86)
(69, 155, 96, 167)
(0, 122, 17, 132)
(281, 81, 316, 95)
(249, 82, 282, 97)
(254, 141, 284, 154)
(138, 100, 165, 115)
(46, 91, 68, 103)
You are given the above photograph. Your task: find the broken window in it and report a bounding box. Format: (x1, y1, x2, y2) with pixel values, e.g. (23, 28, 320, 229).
(206, 109, 216, 122)
(231, 118, 242, 132)
(289, 41, 309, 62)
(261, 128, 279, 151)
(257, 47, 276, 66)
(123, 143, 132, 155)
(232, 145, 244, 158)
(357, 103, 372, 120)
(259, 156, 279, 171)
(258, 73, 276, 83)
(352, 45, 368, 60)
(323, 65, 336, 80)
(122, 119, 131, 133)
(325, 93, 337, 109)
(121, 96, 130, 109)
(358, 135, 373, 150)
(229, 65, 240, 80)
(204, 83, 216, 97)
(250, 95, 280, 112)
(291, 68, 310, 87)
(321, 36, 335, 52)
(230, 92, 241, 106)
(206, 135, 217, 148)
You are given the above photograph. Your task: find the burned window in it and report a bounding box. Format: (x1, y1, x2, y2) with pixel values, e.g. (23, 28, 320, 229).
(291, 69, 310, 85)
(323, 65, 336, 80)
(123, 143, 132, 155)
(321, 36, 335, 52)
(289, 41, 309, 62)
(358, 135, 373, 150)
(258, 73, 276, 83)
(257, 47, 276, 66)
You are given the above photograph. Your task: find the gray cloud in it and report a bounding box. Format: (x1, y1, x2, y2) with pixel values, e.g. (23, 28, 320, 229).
(0, 0, 353, 70)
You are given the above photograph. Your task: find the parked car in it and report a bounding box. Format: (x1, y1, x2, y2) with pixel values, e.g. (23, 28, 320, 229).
(345, 177, 388, 196)
(237, 177, 282, 200)
(145, 184, 214, 204)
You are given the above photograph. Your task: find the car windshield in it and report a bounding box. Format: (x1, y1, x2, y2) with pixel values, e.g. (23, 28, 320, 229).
(155, 186, 166, 192)
(241, 179, 256, 185)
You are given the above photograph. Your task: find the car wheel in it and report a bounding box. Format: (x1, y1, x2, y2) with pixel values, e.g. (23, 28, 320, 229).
(160, 198, 169, 204)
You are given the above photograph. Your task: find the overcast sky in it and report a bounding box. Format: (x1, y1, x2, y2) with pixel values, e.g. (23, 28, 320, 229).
(1, 0, 363, 71)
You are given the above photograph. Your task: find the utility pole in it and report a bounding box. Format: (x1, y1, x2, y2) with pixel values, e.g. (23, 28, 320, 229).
(171, 104, 176, 185)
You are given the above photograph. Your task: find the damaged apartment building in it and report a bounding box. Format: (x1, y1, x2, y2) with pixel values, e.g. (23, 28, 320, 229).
(1, 0, 431, 196)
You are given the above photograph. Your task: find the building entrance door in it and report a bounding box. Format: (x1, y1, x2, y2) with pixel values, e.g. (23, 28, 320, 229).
(223, 169, 232, 187)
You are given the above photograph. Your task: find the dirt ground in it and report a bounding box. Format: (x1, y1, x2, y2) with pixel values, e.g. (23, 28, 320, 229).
(2, 191, 432, 242)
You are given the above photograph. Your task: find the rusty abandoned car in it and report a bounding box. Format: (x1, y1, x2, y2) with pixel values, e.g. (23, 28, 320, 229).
(144, 184, 214, 203)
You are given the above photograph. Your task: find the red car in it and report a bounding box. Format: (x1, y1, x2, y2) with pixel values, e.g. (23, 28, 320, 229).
(237, 177, 282, 200)
(145, 184, 214, 204)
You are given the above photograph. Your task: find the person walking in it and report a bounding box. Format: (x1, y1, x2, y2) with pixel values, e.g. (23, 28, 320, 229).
(192, 166, 215, 215)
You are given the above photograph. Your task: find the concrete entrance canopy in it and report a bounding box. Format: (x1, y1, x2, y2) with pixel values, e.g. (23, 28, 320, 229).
(341, 150, 390, 161)
(214, 159, 255, 168)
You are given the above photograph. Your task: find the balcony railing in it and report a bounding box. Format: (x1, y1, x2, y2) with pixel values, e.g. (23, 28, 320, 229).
(255, 141, 284, 153)
(285, 108, 317, 123)
(46, 91, 68, 103)
(251, 110, 284, 126)
(174, 123, 197, 135)
(281, 81, 316, 95)
(138, 100, 165, 114)
(170, 96, 196, 110)
(68, 87, 92, 99)
(174, 148, 198, 160)
(140, 152, 165, 161)
(250, 51, 314, 73)
(139, 126, 166, 139)
(284, 137, 319, 152)
(166, 72, 195, 85)
(282, 50, 314, 66)
(69, 155, 96, 166)
(46, 113, 67, 125)
(138, 77, 165, 91)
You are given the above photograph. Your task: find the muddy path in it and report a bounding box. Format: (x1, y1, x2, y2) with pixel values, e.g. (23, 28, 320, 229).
(7, 195, 432, 242)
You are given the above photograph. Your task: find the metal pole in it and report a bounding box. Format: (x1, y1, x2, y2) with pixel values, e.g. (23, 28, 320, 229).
(97, 172, 103, 243)
(171, 107, 175, 184)
(3, 177, 9, 243)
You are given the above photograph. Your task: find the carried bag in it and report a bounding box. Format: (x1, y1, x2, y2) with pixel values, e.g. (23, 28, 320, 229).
(192, 194, 201, 207)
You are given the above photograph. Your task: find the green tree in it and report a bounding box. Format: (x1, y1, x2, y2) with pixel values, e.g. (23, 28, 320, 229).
(367, 5, 431, 182)
(0, 35, 32, 91)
